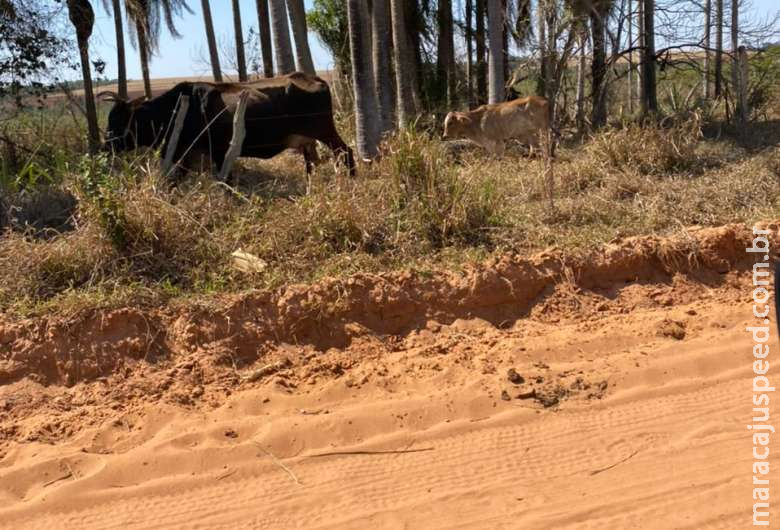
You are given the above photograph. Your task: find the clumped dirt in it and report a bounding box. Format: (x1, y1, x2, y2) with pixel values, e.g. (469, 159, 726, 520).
(0, 222, 777, 528)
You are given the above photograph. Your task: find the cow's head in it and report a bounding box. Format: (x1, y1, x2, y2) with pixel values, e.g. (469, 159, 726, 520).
(443, 112, 472, 140)
(99, 92, 149, 152)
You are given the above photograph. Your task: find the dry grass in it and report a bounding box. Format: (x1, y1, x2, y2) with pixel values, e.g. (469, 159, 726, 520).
(0, 116, 779, 317)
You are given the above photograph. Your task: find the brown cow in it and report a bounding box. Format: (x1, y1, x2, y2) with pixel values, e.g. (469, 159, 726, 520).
(443, 96, 551, 156)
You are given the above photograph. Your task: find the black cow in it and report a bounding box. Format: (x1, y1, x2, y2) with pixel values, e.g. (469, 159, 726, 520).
(101, 72, 356, 178)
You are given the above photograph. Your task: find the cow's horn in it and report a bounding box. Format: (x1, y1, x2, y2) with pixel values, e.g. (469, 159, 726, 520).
(128, 95, 148, 107)
(97, 91, 124, 102)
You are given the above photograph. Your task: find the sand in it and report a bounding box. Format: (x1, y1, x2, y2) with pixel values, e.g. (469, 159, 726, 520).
(0, 222, 777, 529)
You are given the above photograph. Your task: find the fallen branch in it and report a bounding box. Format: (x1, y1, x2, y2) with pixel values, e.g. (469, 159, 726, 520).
(42, 472, 73, 488)
(589, 449, 640, 476)
(306, 447, 435, 458)
(254, 443, 301, 485)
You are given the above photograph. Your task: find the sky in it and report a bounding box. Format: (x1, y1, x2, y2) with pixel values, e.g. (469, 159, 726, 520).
(89, 0, 779, 82)
(90, 0, 332, 81)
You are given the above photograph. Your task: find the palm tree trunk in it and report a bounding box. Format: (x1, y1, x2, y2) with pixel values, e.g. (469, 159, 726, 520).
(590, 8, 607, 127)
(637, 0, 643, 98)
(201, 0, 223, 82)
(575, 30, 586, 132)
(703, 0, 710, 99)
(465, 0, 474, 107)
(486, 0, 503, 103)
(714, 0, 723, 97)
(287, 0, 316, 74)
(537, 0, 548, 98)
(347, 0, 380, 158)
(135, 18, 153, 99)
(501, 0, 509, 83)
(111, 0, 128, 99)
(436, 0, 456, 106)
(731, 0, 742, 121)
(232, 0, 248, 81)
(475, 0, 487, 103)
(372, 0, 395, 133)
(627, 0, 633, 112)
(390, 0, 415, 126)
(66, 0, 100, 153)
(256, 0, 275, 77)
(269, 0, 295, 74)
(406, 0, 424, 112)
(640, 0, 657, 115)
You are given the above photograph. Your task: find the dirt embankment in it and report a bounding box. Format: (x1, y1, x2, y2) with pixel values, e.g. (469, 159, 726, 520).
(0, 222, 774, 391)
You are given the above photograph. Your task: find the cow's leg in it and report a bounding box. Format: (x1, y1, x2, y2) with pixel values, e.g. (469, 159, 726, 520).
(302, 142, 320, 175)
(315, 123, 357, 176)
(491, 140, 506, 158)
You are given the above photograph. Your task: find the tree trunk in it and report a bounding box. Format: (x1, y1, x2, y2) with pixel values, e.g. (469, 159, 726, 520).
(575, 30, 587, 132)
(111, 0, 128, 99)
(135, 18, 153, 99)
(269, 0, 295, 74)
(590, 8, 607, 127)
(637, 0, 643, 98)
(731, 0, 743, 122)
(372, 0, 395, 133)
(703, 0, 711, 99)
(475, 0, 487, 104)
(501, 0, 509, 83)
(627, 0, 633, 112)
(390, 0, 415, 126)
(465, 0, 474, 107)
(232, 0, 248, 81)
(66, 0, 100, 153)
(714, 0, 723, 97)
(640, 0, 657, 115)
(407, 0, 424, 112)
(486, 0, 503, 103)
(347, 0, 380, 158)
(437, 0, 456, 106)
(201, 0, 223, 82)
(287, 0, 316, 74)
(537, 0, 547, 98)
(256, 0, 275, 77)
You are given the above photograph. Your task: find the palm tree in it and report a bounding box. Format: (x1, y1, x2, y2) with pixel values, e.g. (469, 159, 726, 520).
(465, 0, 474, 106)
(436, 0, 456, 105)
(475, 0, 487, 103)
(108, 0, 128, 99)
(703, 0, 711, 99)
(255, 0, 275, 77)
(199, 0, 222, 81)
(714, 0, 723, 97)
(269, 0, 295, 74)
(347, 0, 380, 158)
(372, 0, 395, 133)
(66, 0, 100, 153)
(126, 0, 193, 97)
(390, 0, 415, 127)
(590, 0, 614, 128)
(640, 0, 657, 115)
(731, 0, 742, 121)
(231, 0, 248, 81)
(487, 0, 504, 103)
(537, 0, 548, 98)
(287, 0, 316, 74)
